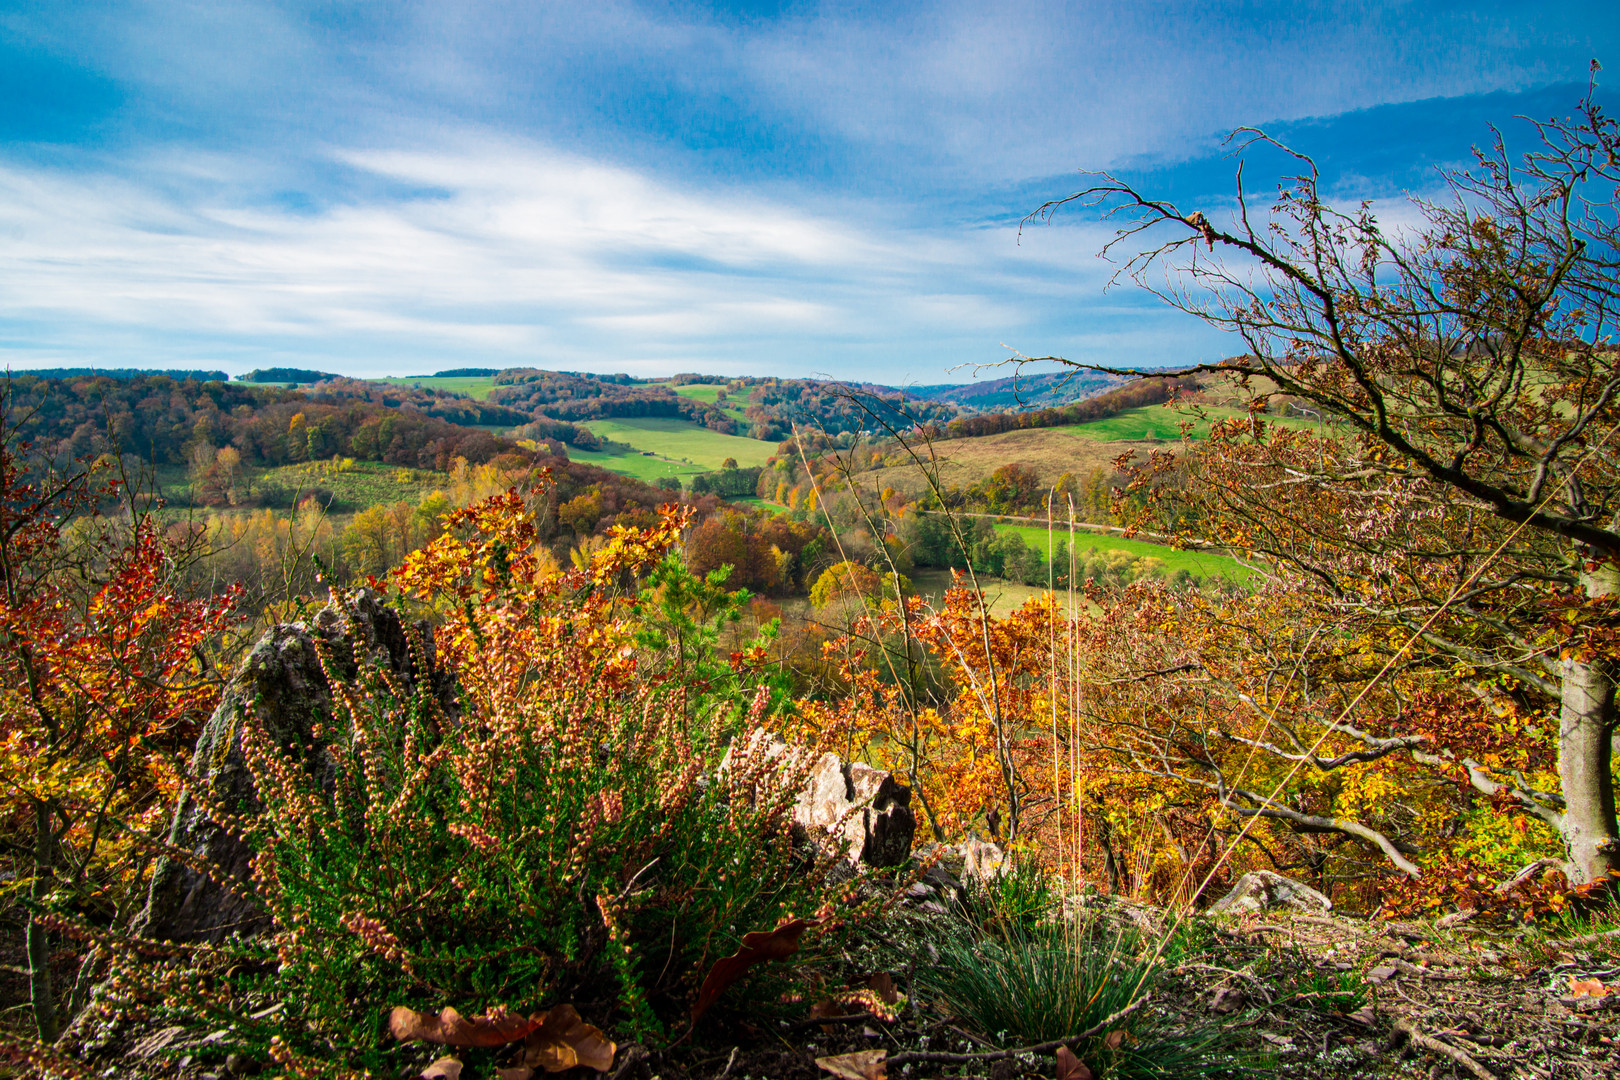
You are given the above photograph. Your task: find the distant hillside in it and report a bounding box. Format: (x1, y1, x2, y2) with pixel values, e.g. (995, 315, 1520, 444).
(905, 369, 1125, 411)
(8, 367, 229, 383)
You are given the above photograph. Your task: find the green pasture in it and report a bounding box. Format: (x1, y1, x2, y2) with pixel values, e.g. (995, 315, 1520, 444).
(567, 445, 705, 484)
(581, 417, 776, 470)
(659, 382, 752, 422)
(992, 522, 1255, 583)
(1068, 403, 1327, 442)
(375, 375, 498, 400)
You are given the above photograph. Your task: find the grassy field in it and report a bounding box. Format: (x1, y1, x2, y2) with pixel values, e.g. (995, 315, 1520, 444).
(992, 522, 1254, 582)
(568, 445, 705, 485)
(1070, 403, 1326, 441)
(659, 382, 753, 422)
(864, 426, 1139, 492)
(374, 375, 498, 400)
(581, 417, 777, 470)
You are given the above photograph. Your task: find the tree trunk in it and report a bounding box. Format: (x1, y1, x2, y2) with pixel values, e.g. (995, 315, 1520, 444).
(1559, 564, 1620, 886)
(27, 799, 58, 1043)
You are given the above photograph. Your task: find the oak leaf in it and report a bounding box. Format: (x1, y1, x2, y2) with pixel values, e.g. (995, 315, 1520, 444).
(1570, 977, 1608, 999)
(390, 1005, 541, 1047)
(420, 1058, 463, 1080)
(516, 1004, 617, 1073)
(815, 1048, 887, 1080)
(1055, 1045, 1094, 1080)
(692, 917, 816, 1020)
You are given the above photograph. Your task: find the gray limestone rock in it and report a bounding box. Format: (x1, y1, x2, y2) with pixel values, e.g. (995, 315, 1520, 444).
(724, 733, 916, 868)
(134, 589, 441, 944)
(1207, 870, 1332, 915)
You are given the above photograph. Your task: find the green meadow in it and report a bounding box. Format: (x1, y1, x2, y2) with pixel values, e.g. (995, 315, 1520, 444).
(375, 375, 499, 400)
(992, 521, 1255, 582)
(660, 382, 753, 422)
(580, 417, 777, 470)
(567, 445, 706, 484)
(1068, 403, 1327, 441)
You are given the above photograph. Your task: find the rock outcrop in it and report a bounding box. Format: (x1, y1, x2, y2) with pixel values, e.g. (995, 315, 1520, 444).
(726, 733, 916, 868)
(134, 590, 441, 944)
(1208, 870, 1333, 915)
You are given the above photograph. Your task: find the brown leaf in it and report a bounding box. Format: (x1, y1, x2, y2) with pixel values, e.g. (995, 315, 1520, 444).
(1570, 977, 1609, 999)
(1055, 1045, 1094, 1080)
(421, 1057, 464, 1080)
(495, 1070, 534, 1080)
(1102, 1029, 1129, 1051)
(815, 1048, 887, 1080)
(692, 917, 816, 1020)
(867, 972, 900, 1006)
(390, 1006, 542, 1048)
(519, 1004, 618, 1073)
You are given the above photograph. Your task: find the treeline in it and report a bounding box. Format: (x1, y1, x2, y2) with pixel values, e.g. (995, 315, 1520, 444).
(242, 368, 342, 383)
(9, 367, 230, 382)
(739, 378, 957, 442)
(490, 370, 740, 433)
(299, 378, 532, 428)
(940, 376, 1195, 440)
(5, 373, 517, 474)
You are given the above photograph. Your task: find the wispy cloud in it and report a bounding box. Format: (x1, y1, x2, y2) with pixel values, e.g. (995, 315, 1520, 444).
(0, 2, 1611, 379)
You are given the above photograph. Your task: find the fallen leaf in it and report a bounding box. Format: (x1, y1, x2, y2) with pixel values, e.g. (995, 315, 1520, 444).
(815, 1048, 887, 1080)
(421, 1057, 463, 1080)
(692, 917, 816, 1020)
(518, 1004, 617, 1073)
(1055, 1045, 1094, 1080)
(1102, 1029, 1131, 1051)
(495, 1070, 534, 1080)
(390, 1006, 541, 1048)
(1571, 977, 1609, 999)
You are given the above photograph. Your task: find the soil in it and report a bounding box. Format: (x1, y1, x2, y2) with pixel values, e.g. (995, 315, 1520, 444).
(54, 902, 1620, 1080)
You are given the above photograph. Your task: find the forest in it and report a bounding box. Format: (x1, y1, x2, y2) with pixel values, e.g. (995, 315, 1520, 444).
(2, 82, 1619, 1080)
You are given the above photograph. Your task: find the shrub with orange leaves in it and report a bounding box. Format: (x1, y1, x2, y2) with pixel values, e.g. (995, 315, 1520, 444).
(0, 427, 238, 1043)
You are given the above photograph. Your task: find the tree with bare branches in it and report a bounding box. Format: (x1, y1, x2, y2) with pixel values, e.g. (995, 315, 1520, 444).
(1021, 65, 1620, 888)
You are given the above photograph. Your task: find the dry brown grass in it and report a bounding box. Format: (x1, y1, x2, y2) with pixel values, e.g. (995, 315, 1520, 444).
(863, 427, 1162, 495)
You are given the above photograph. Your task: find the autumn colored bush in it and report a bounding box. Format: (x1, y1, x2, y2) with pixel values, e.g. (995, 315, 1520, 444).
(0, 420, 238, 1043)
(96, 491, 871, 1077)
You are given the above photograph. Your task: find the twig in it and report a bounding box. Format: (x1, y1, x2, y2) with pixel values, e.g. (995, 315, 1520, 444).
(607, 1044, 648, 1080)
(1393, 1019, 1498, 1080)
(785, 1013, 883, 1030)
(1558, 927, 1620, 947)
(885, 995, 1149, 1067)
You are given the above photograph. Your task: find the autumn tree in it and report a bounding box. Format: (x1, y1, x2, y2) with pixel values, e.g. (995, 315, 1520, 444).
(1028, 69, 1620, 887)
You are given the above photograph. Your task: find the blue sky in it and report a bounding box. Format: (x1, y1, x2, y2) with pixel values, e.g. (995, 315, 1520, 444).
(0, 1, 1614, 384)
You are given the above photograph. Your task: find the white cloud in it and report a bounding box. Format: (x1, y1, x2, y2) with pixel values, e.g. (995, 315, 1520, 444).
(0, 135, 1094, 377)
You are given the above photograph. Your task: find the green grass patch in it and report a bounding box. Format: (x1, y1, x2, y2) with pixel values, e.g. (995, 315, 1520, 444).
(659, 382, 752, 422)
(568, 445, 706, 485)
(581, 418, 776, 470)
(373, 375, 498, 400)
(993, 522, 1255, 583)
(1068, 404, 1326, 442)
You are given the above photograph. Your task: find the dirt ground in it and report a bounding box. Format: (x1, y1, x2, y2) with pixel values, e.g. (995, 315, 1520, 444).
(57, 900, 1620, 1080)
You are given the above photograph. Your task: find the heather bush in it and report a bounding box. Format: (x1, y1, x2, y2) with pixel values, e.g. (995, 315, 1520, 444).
(97, 492, 870, 1076)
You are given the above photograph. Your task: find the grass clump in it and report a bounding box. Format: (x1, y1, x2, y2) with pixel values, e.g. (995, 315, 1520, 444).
(920, 912, 1233, 1079)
